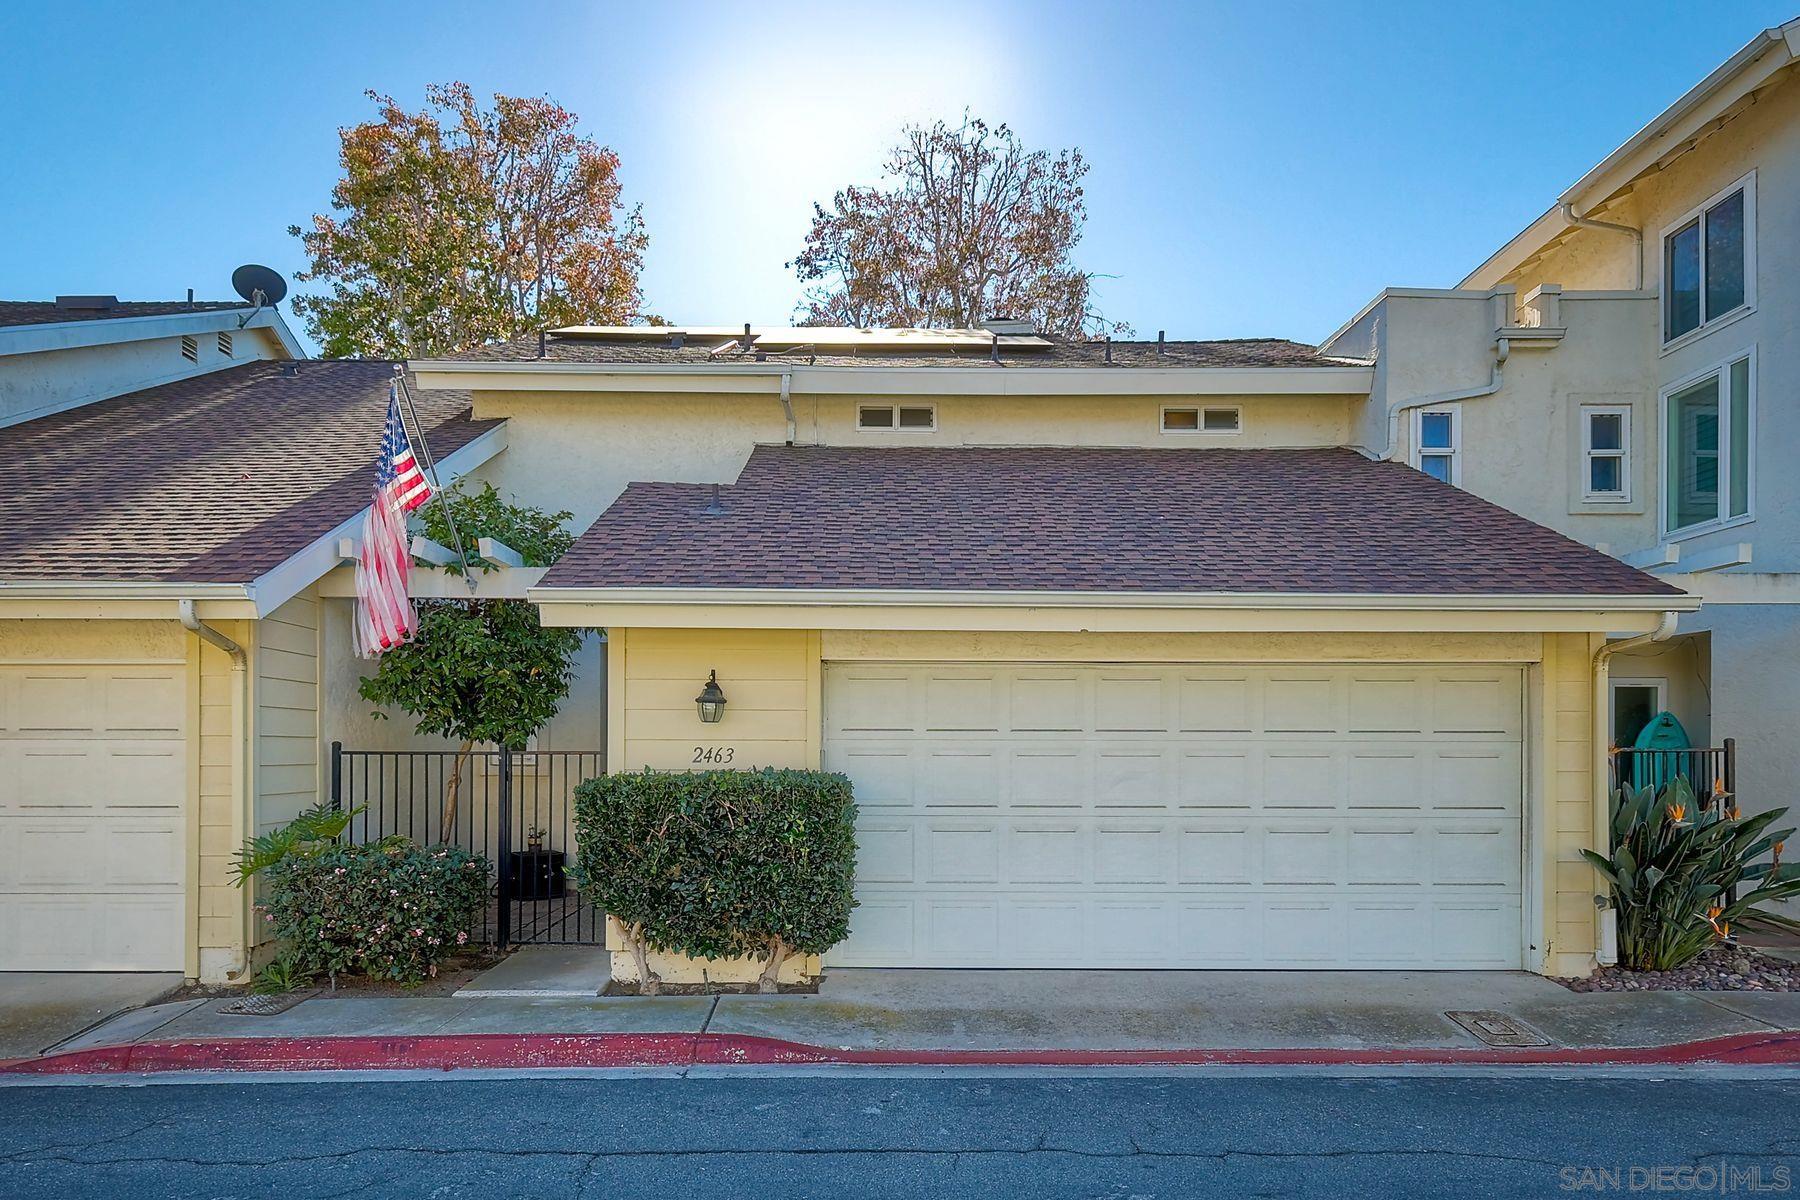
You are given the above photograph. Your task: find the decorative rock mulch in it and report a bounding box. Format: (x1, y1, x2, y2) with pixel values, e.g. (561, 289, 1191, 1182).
(1557, 944, 1800, 992)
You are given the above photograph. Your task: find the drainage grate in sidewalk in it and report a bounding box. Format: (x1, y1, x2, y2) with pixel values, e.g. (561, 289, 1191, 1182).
(219, 990, 317, 1017)
(1444, 1010, 1552, 1048)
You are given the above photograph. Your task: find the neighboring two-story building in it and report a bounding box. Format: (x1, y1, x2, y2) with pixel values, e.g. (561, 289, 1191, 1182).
(5, 18, 1796, 984)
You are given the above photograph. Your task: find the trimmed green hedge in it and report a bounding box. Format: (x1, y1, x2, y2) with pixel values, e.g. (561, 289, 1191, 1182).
(572, 769, 857, 988)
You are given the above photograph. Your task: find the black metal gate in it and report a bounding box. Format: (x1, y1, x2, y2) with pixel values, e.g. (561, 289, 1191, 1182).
(329, 743, 606, 946)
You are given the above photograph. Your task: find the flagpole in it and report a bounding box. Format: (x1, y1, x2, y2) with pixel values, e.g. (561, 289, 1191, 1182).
(391, 364, 478, 595)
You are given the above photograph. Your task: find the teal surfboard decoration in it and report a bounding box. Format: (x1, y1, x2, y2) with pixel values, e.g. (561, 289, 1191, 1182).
(1629, 711, 1691, 792)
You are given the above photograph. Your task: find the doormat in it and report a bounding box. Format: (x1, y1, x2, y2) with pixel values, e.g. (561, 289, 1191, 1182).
(1444, 1010, 1552, 1047)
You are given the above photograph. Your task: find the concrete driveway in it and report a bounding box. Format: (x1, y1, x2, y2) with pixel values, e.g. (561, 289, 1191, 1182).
(0, 973, 182, 1059)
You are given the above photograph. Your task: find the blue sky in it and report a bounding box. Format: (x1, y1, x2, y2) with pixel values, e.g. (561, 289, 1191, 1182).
(2, 2, 1793, 352)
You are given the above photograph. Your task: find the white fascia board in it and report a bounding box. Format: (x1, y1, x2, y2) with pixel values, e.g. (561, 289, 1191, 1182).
(528, 585, 1699, 613)
(245, 420, 509, 616)
(0, 306, 304, 359)
(1460, 25, 1795, 290)
(411, 360, 1374, 398)
(1658, 542, 1752, 575)
(1679, 572, 1800, 604)
(0, 581, 250, 600)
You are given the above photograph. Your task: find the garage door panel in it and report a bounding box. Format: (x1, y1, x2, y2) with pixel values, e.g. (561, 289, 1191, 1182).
(1093, 749, 1167, 808)
(1093, 825, 1171, 884)
(1, 664, 186, 971)
(826, 670, 913, 733)
(926, 824, 1001, 883)
(1177, 751, 1255, 809)
(1008, 672, 1085, 731)
(1007, 824, 1084, 884)
(825, 662, 1522, 970)
(1009, 748, 1086, 807)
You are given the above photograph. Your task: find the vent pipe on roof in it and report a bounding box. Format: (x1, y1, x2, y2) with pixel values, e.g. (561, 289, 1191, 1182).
(990, 332, 1000, 363)
(1157, 330, 1166, 355)
(537, 329, 547, 359)
(669, 330, 686, 349)
(186, 288, 195, 307)
(704, 484, 725, 516)
(1104, 336, 1113, 365)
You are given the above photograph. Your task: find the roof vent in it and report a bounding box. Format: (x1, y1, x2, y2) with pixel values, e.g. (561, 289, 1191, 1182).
(54, 295, 118, 312)
(279, 361, 300, 377)
(980, 316, 1035, 336)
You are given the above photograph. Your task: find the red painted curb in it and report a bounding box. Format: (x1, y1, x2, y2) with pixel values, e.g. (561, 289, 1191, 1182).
(4, 1030, 1799, 1075)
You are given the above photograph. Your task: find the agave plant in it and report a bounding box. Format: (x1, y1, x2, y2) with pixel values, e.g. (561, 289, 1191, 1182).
(1583, 777, 1800, 971)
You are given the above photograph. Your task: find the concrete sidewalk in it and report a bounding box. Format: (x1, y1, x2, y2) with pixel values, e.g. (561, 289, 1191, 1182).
(21, 967, 1800, 1066)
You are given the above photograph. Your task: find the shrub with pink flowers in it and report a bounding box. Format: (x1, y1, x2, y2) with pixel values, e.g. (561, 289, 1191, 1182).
(259, 841, 490, 984)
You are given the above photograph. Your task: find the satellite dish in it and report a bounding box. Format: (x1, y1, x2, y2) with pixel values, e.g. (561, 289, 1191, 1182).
(231, 264, 288, 307)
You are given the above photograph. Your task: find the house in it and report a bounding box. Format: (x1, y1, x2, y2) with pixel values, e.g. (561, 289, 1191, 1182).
(405, 325, 1688, 979)
(9, 17, 1796, 984)
(1319, 16, 1800, 917)
(0, 299, 504, 978)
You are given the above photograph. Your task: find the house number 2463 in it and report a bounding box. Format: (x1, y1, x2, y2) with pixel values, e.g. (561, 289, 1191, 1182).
(692, 746, 736, 765)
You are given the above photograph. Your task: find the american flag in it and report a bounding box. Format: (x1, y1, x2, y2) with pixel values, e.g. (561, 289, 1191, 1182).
(353, 385, 433, 657)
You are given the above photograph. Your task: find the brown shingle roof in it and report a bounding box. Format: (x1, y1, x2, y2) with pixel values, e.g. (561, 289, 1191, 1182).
(541, 445, 1683, 597)
(0, 300, 251, 328)
(0, 360, 496, 584)
(442, 332, 1348, 370)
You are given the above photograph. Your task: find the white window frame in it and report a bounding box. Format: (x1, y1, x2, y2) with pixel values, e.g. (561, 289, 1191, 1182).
(1411, 407, 1461, 485)
(1659, 348, 1755, 541)
(1579, 404, 1632, 503)
(1160, 405, 1242, 435)
(856, 403, 937, 432)
(1610, 677, 1668, 749)
(1659, 169, 1755, 352)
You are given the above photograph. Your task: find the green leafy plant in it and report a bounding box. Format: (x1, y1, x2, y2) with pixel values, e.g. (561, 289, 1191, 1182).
(1583, 777, 1800, 971)
(259, 841, 491, 985)
(232, 801, 361, 886)
(357, 485, 585, 836)
(573, 769, 858, 993)
(252, 948, 319, 995)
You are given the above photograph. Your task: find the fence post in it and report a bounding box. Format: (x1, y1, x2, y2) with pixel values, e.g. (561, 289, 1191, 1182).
(330, 741, 342, 813)
(496, 747, 514, 949)
(1723, 737, 1737, 803)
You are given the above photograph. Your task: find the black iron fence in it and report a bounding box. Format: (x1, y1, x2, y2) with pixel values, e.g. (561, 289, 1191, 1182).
(329, 743, 607, 947)
(1609, 738, 1736, 808)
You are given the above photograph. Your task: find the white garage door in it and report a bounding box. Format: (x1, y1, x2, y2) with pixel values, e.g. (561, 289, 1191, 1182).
(0, 665, 188, 971)
(824, 663, 1523, 970)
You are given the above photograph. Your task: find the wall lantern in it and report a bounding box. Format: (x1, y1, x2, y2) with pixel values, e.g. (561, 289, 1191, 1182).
(695, 670, 728, 724)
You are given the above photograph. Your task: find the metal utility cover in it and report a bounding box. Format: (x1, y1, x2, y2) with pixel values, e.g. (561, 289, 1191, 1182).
(1444, 1010, 1552, 1047)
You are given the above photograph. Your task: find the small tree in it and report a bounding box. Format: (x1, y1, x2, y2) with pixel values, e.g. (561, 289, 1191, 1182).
(357, 484, 584, 834)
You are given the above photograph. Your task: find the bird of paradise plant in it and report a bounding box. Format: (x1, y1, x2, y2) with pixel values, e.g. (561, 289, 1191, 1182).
(1583, 777, 1800, 971)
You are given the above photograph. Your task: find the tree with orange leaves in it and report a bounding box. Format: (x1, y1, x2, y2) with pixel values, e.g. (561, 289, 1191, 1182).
(291, 83, 648, 358)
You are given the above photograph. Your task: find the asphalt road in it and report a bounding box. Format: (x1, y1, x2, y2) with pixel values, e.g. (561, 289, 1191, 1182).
(0, 1068, 1795, 1198)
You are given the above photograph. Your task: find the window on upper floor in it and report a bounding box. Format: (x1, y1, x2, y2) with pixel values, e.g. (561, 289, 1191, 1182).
(1412, 408, 1460, 485)
(1580, 405, 1631, 502)
(1161, 406, 1240, 434)
(1663, 352, 1752, 537)
(1662, 172, 1753, 345)
(857, 404, 936, 431)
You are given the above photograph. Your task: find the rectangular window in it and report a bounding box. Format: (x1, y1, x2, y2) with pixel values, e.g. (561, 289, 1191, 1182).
(1611, 679, 1666, 749)
(857, 404, 935, 432)
(1580, 405, 1631, 502)
(1663, 353, 1753, 535)
(1161, 406, 1241, 434)
(1662, 173, 1753, 344)
(1413, 408, 1460, 484)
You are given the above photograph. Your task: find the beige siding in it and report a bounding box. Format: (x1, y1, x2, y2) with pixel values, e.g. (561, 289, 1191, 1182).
(614, 627, 819, 772)
(1546, 631, 1601, 975)
(255, 593, 322, 833)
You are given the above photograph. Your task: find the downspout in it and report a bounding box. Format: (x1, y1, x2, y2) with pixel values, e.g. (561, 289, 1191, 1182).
(1589, 610, 1680, 964)
(1557, 202, 1644, 290)
(777, 369, 796, 445)
(1376, 337, 1510, 462)
(178, 599, 253, 983)
(178, 599, 245, 669)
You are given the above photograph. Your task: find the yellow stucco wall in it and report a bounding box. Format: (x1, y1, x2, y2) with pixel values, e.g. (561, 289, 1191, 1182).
(611, 625, 1612, 977)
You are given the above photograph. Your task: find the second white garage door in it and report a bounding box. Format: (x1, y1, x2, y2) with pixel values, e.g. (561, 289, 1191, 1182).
(0, 665, 188, 971)
(824, 662, 1523, 970)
